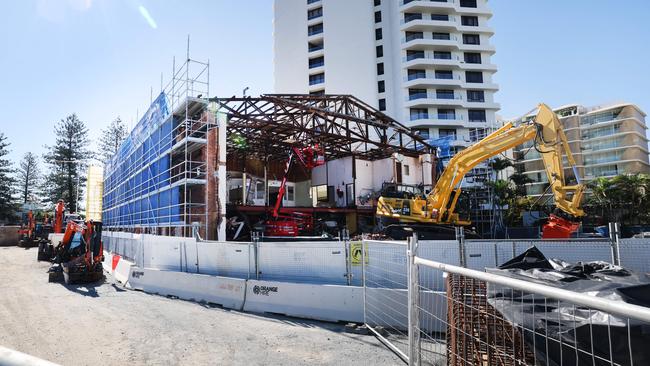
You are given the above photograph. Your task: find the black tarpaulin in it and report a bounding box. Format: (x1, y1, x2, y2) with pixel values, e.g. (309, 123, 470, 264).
(484, 246, 650, 366)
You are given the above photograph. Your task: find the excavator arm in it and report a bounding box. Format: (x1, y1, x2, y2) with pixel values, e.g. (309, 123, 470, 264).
(428, 103, 584, 224)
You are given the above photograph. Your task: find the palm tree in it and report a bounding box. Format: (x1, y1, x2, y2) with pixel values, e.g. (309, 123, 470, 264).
(586, 174, 650, 225)
(509, 171, 534, 196)
(488, 157, 513, 181)
(486, 179, 516, 238)
(486, 157, 514, 238)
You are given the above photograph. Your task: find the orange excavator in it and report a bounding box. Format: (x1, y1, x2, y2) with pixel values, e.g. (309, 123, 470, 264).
(17, 210, 36, 247)
(37, 200, 67, 261)
(48, 220, 104, 284)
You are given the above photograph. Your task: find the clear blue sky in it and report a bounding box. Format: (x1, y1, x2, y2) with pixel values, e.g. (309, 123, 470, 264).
(1, 0, 649, 166)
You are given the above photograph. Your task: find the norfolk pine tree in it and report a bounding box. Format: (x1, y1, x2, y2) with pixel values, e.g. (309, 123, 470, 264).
(17, 152, 41, 204)
(0, 133, 18, 222)
(99, 117, 127, 162)
(43, 114, 91, 213)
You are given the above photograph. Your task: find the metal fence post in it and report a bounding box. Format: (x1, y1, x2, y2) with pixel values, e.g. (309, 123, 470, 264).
(251, 231, 260, 280)
(343, 229, 352, 286)
(609, 222, 621, 266)
(407, 233, 420, 366)
(361, 235, 367, 325)
(456, 227, 466, 268)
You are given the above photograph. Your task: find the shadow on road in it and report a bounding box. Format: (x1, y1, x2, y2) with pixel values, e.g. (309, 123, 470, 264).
(60, 279, 106, 298)
(111, 283, 127, 292)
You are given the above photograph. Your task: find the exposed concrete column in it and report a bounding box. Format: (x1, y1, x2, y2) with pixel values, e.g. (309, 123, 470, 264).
(421, 153, 435, 186)
(242, 171, 247, 205)
(264, 162, 268, 206)
(217, 112, 227, 241)
(205, 128, 217, 241)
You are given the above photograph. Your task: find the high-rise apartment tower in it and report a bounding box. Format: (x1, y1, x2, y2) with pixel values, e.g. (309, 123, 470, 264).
(274, 0, 500, 150)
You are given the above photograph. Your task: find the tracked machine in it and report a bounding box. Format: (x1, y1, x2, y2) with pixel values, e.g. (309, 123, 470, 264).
(376, 103, 585, 239)
(48, 220, 104, 284)
(37, 200, 66, 261)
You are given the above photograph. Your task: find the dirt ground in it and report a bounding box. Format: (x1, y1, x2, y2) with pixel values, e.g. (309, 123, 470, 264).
(0, 246, 400, 365)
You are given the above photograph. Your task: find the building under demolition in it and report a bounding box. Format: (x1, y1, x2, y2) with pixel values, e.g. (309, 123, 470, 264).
(102, 59, 435, 240)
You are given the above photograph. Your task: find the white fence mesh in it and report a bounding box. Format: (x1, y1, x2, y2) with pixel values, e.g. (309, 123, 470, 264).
(362, 239, 410, 361)
(256, 241, 349, 284)
(195, 241, 253, 278)
(619, 238, 650, 273)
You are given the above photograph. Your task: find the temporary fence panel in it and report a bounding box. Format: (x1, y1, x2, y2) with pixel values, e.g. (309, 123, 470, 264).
(619, 238, 650, 273)
(417, 240, 461, 291)
(418, 240, 461, 265)
(460, 239, 616, 270)
(196, 241, 253, 279)
(362, 239, 410, 362)
(514, 239, 614, 264)
(349, 240, 364, 287)
(256, 241, 348, 284)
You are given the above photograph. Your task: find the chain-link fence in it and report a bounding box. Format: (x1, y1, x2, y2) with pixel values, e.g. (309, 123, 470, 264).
(360, 234, 650, 365)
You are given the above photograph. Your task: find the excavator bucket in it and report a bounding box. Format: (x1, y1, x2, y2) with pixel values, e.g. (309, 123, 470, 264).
(542, 214, 580, 239)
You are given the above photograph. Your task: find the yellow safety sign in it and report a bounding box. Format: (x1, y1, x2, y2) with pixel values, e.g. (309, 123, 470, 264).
(350, 242, 368, 265)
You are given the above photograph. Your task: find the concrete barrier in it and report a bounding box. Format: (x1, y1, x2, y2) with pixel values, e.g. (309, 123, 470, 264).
(243, 280, 364, 322)
(127, 268, 246, 310)
(102, 251, 114, 273)
(0, 226, 20, 246)
(113, 257, 134, 286)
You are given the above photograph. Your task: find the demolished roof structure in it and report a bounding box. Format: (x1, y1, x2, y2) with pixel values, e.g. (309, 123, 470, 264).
(211, 94, 432, 162)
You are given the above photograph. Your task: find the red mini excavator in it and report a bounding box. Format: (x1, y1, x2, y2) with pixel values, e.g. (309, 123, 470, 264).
(17, 210, 36, 247)
(264, 144, 325, 237)
(37, 200, 67, 261)
(19, 210, 54, 248)
(48, 220, 104, 284)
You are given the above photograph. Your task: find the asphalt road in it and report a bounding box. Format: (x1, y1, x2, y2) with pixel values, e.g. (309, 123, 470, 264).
(0, 246, 400, 366)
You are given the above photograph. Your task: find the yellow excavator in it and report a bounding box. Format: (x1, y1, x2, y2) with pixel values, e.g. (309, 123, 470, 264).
(376, 103, 585, 239)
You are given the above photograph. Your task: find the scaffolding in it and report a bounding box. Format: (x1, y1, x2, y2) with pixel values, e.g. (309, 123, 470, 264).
(102, 55, 213, 237)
